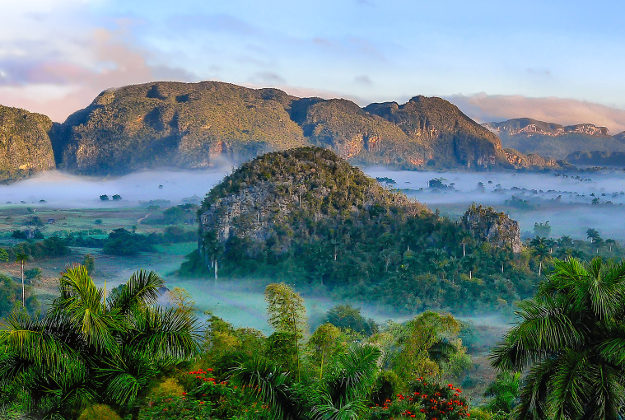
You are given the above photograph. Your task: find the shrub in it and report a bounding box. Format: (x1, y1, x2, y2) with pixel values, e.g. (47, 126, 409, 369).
(78, 404, 122, 420)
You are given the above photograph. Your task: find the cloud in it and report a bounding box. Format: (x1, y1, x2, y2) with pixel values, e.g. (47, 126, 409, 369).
(248, 71, 286, 85)
(0, 25, 197, 122)
(354, 74, 373, 86)
(448, 93, 625, 134)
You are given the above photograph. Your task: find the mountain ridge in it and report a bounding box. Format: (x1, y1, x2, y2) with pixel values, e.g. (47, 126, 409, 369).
(484, 117, 625, 161)
(1, 81, 566, 181)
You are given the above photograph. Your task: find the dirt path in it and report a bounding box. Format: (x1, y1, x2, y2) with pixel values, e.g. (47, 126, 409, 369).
(136, 213, 151, 224)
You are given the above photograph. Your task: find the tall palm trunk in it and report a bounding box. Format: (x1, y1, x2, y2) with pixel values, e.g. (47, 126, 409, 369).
(21, 260, 25, 307)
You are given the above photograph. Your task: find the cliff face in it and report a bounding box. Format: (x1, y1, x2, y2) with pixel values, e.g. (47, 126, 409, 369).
(365, 96, 511, 169)
(484, 118, 622, 160)
(462, 204, 522, 253)
(49, 81, 555, 175)
(0, 105, 56, 183)
(485, 118, 609, 137)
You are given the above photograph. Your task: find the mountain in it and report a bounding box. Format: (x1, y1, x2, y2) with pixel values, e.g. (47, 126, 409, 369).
(484, 118, 625, 160)
(364, 96, 511, 168)
(49, 81, 556, 175)
(0, 105, 56, 183)
(194, 146, 530, 313)
(566, 150, 625, 167)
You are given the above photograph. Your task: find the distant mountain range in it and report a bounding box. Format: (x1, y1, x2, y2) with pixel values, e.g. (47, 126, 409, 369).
(484, 118, 625, 164)
(1, 81, 562, 182)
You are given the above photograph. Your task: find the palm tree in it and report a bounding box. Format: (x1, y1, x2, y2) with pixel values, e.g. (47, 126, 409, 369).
(14, 252, 29, 307)
(0, 265, 200, 418)
(231, 345, 380, 420)
(529, 237, 550, 276)
(491, 257, 625, 419)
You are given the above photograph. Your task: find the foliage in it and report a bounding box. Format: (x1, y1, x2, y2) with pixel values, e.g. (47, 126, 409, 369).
(484, 371, 520, 414)
(324, 304, 379, 336)
(0, 274, 39, 318)
(103, 228, 155, 255)
(0, 266, 200, 418)
(78, 404, 122, 420)
(83, 254, 95, 274)
(491, 257, 625, 418)
(265, 283, 307, 378)
(390, 311, 470, 383)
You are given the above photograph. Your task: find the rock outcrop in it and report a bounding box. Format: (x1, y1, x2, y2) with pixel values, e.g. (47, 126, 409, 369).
(0, 105, 56, 183)
(462, 204, 522, 253)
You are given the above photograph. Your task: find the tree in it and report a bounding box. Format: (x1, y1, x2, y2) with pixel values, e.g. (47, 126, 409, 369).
(392, 311, 469, 382)
(484, 371, 520, 413)
(586, 228, 602, 244)
(14, 252, 29, 307)
(168, 287, 196, 317)
(529, 237, 550, 276)
(491, 257, 625, 419)
(534, 221, 551, 238)
(231, 345, 380, 420)
(307, 323, 341, 379)
(0, 248, 8, 263)
(83, 254, 95, 274)
(324, 304, 378, 336)
(264, 283, 307, 380)
(0, 266, 199, 418)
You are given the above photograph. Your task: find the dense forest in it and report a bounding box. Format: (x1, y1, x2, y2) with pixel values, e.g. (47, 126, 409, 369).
(3, 255, 625, 419)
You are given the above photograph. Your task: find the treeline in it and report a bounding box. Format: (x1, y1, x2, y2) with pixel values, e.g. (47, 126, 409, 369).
(198, 208, 540, 315)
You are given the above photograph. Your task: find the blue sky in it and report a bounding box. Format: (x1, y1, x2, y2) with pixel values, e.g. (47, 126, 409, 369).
(2, 0, 625, 131)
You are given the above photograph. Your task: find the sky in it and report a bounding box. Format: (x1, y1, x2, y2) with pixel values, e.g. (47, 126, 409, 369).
(2, 0, 625, 132)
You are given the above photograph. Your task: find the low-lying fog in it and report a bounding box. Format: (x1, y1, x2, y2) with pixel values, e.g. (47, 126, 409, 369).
(2, 166, 625, 240)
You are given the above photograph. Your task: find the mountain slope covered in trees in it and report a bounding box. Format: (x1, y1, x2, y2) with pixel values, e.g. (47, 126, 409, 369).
(194, 147, 537, 314)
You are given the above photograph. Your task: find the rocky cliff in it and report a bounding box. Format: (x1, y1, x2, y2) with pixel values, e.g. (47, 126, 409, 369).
(0, 105, 56, 183)
(364, 96, 512, 169)
(462, 204, 522, 253)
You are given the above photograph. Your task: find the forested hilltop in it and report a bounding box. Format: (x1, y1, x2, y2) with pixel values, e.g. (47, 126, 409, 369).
(192, 147, 539, 314)
(0, 81, 562, 182)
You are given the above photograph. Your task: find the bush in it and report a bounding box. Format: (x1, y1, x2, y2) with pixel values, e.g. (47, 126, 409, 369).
(78, 404, 122, 420)
(148, 378, 185, 399)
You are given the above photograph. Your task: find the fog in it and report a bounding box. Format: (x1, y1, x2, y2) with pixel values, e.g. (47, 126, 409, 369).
(3, 166, 624, 240)
(365, 168, 625, 240)
(0, 168, 232, 208)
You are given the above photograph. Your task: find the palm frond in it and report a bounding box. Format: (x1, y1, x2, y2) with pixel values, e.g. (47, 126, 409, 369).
(127, 307, 200, 363)
(229, 355, 300, 420)
(108, 270, 164, 314)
